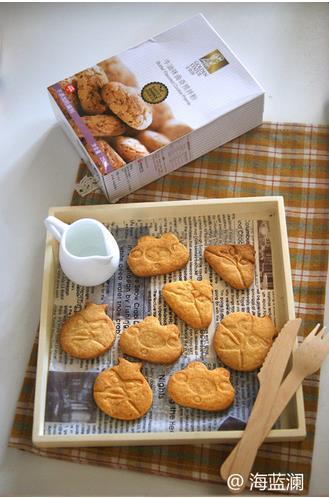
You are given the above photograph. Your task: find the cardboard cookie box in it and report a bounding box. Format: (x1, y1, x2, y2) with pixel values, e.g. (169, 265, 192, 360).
(48, 14, 264, 202)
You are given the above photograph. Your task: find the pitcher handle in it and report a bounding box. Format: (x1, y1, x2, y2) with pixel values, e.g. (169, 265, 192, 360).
(44, 216, 68, 242)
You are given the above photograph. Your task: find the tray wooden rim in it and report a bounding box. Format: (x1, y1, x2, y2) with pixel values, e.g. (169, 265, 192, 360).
(33, 196, 306, 447)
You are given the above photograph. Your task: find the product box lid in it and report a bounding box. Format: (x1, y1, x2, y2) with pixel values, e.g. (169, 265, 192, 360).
(48, 13, 264, 177)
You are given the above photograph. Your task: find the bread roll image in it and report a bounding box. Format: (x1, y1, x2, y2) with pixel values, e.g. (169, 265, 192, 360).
(101, 82, 152, 130)
(160, 119, 193, 141)
(111, 136, 149, 162)
(96, 139, 126, 173)
(69, 115, 126, 138)
(149, 102, 174, 131)
(82, 139, 126, 175)
(135, 130, 170, 152)
(99, 56, 138, 87)
(75, 66, 109, 115)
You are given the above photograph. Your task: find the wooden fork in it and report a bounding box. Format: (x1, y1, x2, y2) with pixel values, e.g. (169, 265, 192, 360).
(220, 324, 329, 491)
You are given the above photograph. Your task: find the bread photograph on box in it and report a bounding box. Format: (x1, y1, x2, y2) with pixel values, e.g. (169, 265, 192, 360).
(48, 14, 264, 202)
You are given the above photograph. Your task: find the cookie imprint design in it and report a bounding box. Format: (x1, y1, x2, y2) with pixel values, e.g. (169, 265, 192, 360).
(60, 303, 115, 359)
(214, 312, 277, 371)
(128, 233, 189, 277)
(93, 358, 153, 420)
(162, 279, 213, 329)
(167, 362, 235, 411)
(120, 316, 183, 364)
(204, 244, 255, 289)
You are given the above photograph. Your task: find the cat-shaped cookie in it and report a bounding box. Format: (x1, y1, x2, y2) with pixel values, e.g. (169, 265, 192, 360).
(120, 316, 182, 364)
(60, 303, 115, 359)
(128, 233, 189, 277)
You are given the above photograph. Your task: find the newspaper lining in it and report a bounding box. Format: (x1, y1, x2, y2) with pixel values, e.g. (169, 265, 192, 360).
(45, 213, 276, 436)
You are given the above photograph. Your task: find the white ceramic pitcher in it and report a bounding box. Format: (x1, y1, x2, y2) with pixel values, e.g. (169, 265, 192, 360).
(44, 216, 120, 286)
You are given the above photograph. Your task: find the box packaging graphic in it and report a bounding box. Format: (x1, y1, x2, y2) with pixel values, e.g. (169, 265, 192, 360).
(48, 14, 265, 202)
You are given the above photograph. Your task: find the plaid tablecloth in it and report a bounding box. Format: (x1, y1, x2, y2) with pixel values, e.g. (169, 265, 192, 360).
(9, 122, 329, 494)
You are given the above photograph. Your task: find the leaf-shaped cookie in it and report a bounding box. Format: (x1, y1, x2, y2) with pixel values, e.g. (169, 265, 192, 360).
(93, 358, 153, 420)
(119, 316, 182, 364)
(167, 362, 235, 411)
(204, 244, 255, 289)
(162, 280, 213, 329)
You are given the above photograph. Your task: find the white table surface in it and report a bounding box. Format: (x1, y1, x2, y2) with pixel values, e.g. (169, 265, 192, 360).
(0, 3, 328, 496)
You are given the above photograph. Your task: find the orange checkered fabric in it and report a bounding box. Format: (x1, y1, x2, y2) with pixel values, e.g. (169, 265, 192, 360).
(9, 122, 329, 494)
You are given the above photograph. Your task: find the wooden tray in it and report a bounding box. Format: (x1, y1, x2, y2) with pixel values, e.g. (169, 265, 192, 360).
(33, 197, 306, 447)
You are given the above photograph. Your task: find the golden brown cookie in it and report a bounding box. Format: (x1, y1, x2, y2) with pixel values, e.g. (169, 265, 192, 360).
(93, 358, 153, 420)
(128, 233, 189, 277)
(135, 130, 171, 152)
(160, 119, 193, 141)
(111, 136, 149, 162)
(214, 312, 277, 371)
(119, 316, 183, 364)
(162, 280, 213, 329)
(75, 66, 108, 115)
(60, 303, 115, 359)
(204, 244, 255, 290)
(70, 115, 126, 137)
(149, 102, 174, 131)
(101, 82, 152, 130)
(167, 362, 235, 411)
(99, 56, 138, 87)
